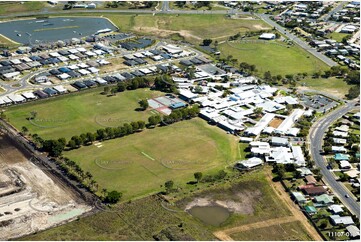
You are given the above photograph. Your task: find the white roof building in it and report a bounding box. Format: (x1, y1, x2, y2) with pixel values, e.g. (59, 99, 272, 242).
(21, 92, 37, 99)
(332, 146, 347, 153)
(275, 109, 304, 135)
(346, 225, 360, 238)
(53, 85, 67, 93)
(236, 157, 263, 169)
(266, 147, 294, 165)
(291, 145, 306, 166)
(330, 215, 354, 225)
(7, 94, 26, 103)
(339, 160, 352, 169)
(333, 138, 347, 144)
(250, 141, 271, 155)
(245, 113, 275, 136)
(57, 73, 70, 80)
(333, 130, 348, 137)
(328, 205, 344, 214)
(259, 33, 276, 40)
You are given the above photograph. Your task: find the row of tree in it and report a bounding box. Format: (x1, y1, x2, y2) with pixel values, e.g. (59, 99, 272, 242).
(38, 105, 200, 156)
(57, 157, 122, 203)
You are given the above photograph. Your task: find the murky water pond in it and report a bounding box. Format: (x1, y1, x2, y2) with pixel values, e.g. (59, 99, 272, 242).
(188, 205, 230, 226)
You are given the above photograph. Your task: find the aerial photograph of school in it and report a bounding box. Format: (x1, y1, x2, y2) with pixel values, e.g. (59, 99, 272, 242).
(0, 0, 359, 241)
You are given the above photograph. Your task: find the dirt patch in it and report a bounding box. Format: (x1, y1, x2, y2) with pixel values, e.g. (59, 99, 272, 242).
(268, 117, 284, 128)
(183, 189, 262, 215)
(134, 26, 202, 41)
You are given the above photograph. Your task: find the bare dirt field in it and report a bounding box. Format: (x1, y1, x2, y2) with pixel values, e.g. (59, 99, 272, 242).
(0, 134, 91, 240)
(268, 117, 284, 128)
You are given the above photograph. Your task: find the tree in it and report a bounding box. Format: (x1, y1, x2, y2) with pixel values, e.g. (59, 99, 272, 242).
(139, 99, 149, 110)
(194, 172, 203, 183)
(86, 132, 96, 144)
(21, 126, 29, 135)
(103, 190, 122, 203)
(137, 121, 146, 130)
(165, 180, 174, 193)
(103, 86, 110, 95)
(254, 107, 263, 117)
(264, 71, 272, 81)
(202, 39, 213, 46)
(346, 85, 360, 100)
(117, 82, 127, 92)
(148, 115, 161, 127)
(67, 140, 77, 149)
(111, 88, 117, 96)
(30, 111, 37, 120)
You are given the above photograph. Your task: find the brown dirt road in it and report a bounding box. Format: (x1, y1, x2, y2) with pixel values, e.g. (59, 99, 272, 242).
(214, 168, 323, 241)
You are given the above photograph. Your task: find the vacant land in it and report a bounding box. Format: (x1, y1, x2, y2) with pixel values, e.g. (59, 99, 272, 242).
(5, 88, 163, 140)
(0, 1, 46, 15)
(37, 13, 270, 44)
(177, 169, 292, 229)
(329, 32, 351, 42)
(299, 77, 353, 98)
(22, 169, 311, 241)
(0, 134, 90, 240)
(64, 118, 239, 200)
(230, 220, 313, 241)
(22, 195, 215, 241)
(219, 41, 328, 76)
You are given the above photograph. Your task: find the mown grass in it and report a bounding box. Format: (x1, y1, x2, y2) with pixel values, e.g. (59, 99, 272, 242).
(231, 221, 313, 241)
(4, 88, 163, 140)
(218, 41, 329, 76)
(64, 118, 239, 200)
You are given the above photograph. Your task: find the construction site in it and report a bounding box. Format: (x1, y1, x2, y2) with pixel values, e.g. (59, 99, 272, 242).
(0, 133, 91, 240)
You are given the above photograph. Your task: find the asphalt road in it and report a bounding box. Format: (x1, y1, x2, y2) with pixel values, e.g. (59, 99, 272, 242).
(309, 99, 360, 218)
(256, 13, 338, 67)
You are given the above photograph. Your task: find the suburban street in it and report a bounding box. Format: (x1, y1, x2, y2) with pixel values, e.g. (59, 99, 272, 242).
(309, 100, 360, 218)
(256, 13, 338, 67)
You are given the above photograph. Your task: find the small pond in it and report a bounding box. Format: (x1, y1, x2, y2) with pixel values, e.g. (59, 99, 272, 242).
(187, 205, 231, 226)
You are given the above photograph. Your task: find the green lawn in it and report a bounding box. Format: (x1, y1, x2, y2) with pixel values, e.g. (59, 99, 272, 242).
(329, 32, 351, 42)
(64, 118, 240, 200)
(0, 1, 47, 14)
(299, 77, 353, 98)
(218, 41, 328, 76)
(231, 221, 313, 241)
(5, 88, 163, 140)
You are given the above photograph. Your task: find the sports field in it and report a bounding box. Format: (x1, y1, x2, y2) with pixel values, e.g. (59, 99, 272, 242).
(218, 41, 329, 76)
(5, 88, 163, 140)
(64, 118, 239, 200)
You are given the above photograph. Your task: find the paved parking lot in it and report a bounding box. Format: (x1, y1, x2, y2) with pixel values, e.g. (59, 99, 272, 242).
(300, 94, 338, 112)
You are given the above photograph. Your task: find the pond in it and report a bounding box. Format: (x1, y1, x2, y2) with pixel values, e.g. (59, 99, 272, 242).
(0, 17, 118, 45)
(187, 205, 231, 226)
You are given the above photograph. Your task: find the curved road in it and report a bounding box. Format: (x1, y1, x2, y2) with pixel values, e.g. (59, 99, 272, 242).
(309, 99, 360, 217)
(256, 13, 338, 67)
